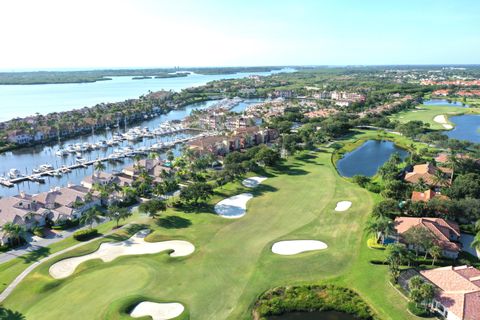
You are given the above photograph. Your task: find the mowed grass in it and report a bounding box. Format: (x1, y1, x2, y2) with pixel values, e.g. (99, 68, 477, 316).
(389, 104, 472, 130)
(3, 151, 417, 320)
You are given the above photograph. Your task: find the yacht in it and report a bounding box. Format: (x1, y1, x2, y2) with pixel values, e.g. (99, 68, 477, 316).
(8, 168, 22, 179)
(75, 156, 87, 164)
(55, 149, 68, 157)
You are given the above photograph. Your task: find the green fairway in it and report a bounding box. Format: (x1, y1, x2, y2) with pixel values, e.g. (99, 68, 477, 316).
(390, 104, 480, 130)
(2, 151, 417, 320)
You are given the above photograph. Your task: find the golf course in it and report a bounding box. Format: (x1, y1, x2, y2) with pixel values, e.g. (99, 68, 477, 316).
(390, 103, 480, 130)
(1, 150, 417, 320)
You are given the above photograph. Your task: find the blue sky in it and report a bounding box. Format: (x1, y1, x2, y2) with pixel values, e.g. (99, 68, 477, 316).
(0, 0, 479, 69)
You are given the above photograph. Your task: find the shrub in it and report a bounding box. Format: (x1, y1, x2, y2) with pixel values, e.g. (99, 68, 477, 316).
(407, 302, 431, 317)
(367, 238, 386, 250)
(254, 285, 376, 319)
(0, 245, 9, 252)
(33, 227, 44, 237)
(73, 228, 98, 241)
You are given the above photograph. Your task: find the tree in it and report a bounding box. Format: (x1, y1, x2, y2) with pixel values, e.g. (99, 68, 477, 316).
(138, 199, 166, 218)
(403, 226, 436, 257)
(352, 175, 370, 188)
(180, 182, 214, 205)
(372, 199, 401, 218)
(365, 216, 394, 242)
(447, 173, 480, 199)
(166, 150, 175, 162)
(1, 222, 26, 247)
(254, 147, 280, 166)
(386, 243, 408, 283)
(107, 205, 131, 227)
(80, 207, 103, 229)
(94, 161, 106, 177)
(472, 232, 480, 252)
(428, 245, 442, 266)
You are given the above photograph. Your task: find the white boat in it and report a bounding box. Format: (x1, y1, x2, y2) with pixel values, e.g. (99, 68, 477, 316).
(75, 156, 87, 164)
(56, 149, 68, 157)
(8, 168, 22, 179)
(31, 174, 45, 183)
(60, 165, 71, 173)
(66, 145, 76, 153)
(39, 164, 54, 171)
(98, 140, 108, 148)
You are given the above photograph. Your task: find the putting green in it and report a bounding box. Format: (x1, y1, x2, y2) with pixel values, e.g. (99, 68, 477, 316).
(2, 151, 416, 320)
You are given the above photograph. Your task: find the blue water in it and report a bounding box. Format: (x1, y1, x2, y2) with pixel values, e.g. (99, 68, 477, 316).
(336, 140, 409, 177)
(0, 98, 262, 197)
(445, 114, 480, 143)
(0, 68, 294, 121)
(423, 99, 467, 107)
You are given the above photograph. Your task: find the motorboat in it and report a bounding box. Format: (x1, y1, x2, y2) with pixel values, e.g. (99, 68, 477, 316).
(75, 156, 87, 164)
(55, 149, 68, 157)
(8, 168, 22, 179)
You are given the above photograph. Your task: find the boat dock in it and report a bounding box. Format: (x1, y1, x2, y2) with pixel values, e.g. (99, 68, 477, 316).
(0, 134, 207, 188)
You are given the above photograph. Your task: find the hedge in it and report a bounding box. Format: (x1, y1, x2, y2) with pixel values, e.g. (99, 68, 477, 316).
(73, 228, 98, 241)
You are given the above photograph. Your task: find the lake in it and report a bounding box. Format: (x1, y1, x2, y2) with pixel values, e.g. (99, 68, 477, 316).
(0, 98, 263, 197)
(0, 68, 294, 121)
(336, 140, 409, 177)
(268, 310, 359, 320)
(423, 99, 467, 107)
(444, 114, 480, 143)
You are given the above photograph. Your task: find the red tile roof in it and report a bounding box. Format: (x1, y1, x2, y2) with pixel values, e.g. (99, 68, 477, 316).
(421, 266, 480, 320)
(411, 189, 449, 202)
(394, 217, 461, 252)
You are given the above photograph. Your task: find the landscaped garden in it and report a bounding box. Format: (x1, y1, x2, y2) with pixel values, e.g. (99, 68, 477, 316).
(0, 150, 417, 320)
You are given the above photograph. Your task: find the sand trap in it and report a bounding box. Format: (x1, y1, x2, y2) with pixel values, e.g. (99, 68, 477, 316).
(242, 176, 267, 188)
(214, 193, 253, 218)
(335, 201, 352, 211)
(49, 230, 194, 279)
(272, 240, 328, 255)
(131, 302, 184, 320)
(433, 115, 453, 129)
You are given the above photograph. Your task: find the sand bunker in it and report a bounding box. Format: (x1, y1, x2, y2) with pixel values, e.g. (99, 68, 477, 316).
(49, 230, 194, 279)
(131, 302, 184, 320)
(433, 115, 453, 129)
(272, 240, 328, 255)
(214, 193, 253, 218)
(242, 176, 267, 188)
(335, 201, 352, 211)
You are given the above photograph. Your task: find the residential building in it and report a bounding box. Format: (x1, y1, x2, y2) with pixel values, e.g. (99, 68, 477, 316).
(411, 189, 449, 202)
(392, 217, 461, 259)
(404, 163, 453, 188)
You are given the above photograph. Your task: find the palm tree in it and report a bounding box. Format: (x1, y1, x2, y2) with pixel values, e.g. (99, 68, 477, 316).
(364, 216, 394, 243)
(80, 207, 103, 229)
(94, 161, 106, 177)
(432, 170, 448, 187)
(166, 150, 175, 162)
(428, 245, 442, 266)
(472, 232, 480, 252)
(1, 222, 26, 247)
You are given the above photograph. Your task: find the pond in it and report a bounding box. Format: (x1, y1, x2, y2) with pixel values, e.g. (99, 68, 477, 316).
(424, 99, 467, 107)
(268, 310, 359, 320)
(336, 140, 409, 177)
(444, 114, 480, 143)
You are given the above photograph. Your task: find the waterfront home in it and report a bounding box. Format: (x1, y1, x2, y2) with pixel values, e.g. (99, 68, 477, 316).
(7, 130, 33, 144)
(411, 189, 449, 202)
(390, 217, 461, 259)
(122, 159, 171, 178)
(81, 172, 119, 189)
(404, 163, 453, 188)
(401, 266, 480, 320)
(32, 185, 100, 222)
(187, 135, 229, 156)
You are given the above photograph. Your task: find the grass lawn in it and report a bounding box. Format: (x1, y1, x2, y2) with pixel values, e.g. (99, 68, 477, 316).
(390, 104, 480, 130)
(2, 150, 417, 320)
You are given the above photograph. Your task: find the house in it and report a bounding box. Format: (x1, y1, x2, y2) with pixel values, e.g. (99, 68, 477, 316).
(0, 193, 52, 244)
(7, 130, 33, 144)
(411, 189, 449, 202)
(32, 185, 100, 222)
(404, 163, 453, 188)
(81, 172, 118, 189)
(419, 266, 480, 320)
(187, 135, 229, 156)
(392, 217, 461, 258)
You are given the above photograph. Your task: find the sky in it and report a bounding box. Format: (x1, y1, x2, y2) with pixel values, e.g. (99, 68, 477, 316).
(0, 0, 479, 70)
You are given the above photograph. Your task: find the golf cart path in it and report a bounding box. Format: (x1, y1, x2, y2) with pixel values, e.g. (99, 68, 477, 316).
(0, 225, 127, 303)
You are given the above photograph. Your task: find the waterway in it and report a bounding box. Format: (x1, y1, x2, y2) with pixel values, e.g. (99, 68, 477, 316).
(0, 68, 293, 121)
(336, 140, 409, 177)
(0, 98, 263, 197)
(423, 99, 467, 107)
(444, 114, 480, 143)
